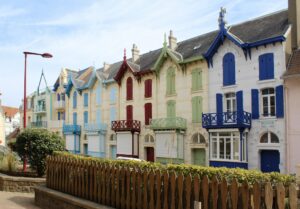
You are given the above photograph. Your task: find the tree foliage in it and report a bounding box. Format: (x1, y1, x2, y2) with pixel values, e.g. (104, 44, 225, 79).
(16, 128, 64, 176)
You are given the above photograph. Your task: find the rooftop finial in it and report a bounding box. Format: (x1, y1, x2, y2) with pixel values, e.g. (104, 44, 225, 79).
(123, 48, 127, 61)
(218, 7, 226, 30)
(163, 33, 167, 48)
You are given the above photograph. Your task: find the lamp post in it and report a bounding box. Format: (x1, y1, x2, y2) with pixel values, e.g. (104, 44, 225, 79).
(23, 51, 52, 171)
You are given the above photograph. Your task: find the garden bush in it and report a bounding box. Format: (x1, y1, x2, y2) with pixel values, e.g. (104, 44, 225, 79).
(0, 152, 18, 172)
(53, 151, 295, 186)
(16, 128, 64, 176)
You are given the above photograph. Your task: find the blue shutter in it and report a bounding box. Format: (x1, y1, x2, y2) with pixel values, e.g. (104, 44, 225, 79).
(96, 86, 101, 105)
(58, 112, 61, 120)
(96, 109, 101, 123)
(110, 88, 116, 103)
(57, 94, 60, 101)
(267, 53, 274, 79)
(84, 111, 88, 124)
(84, 93, 88, 107)
(236, 91, 243, 123)
(251, 89, 259, 119)
(276, 85, 284, 118)
(110, 107, 116, 122)
(216, 94, 223, 125)
(73, 112, 77, 125)
(223, 53, 235, 86)
(259, 53, 274, 80)
(73, 92, 77, 108)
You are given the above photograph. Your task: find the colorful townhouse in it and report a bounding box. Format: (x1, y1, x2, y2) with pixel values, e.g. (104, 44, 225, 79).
(202, 8, 290, 173)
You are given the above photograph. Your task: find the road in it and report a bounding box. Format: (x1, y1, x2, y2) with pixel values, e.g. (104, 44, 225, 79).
(0, 191, 41, 209)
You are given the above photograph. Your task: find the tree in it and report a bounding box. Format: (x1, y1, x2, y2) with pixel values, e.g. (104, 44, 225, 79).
(15, 128, 64, 176)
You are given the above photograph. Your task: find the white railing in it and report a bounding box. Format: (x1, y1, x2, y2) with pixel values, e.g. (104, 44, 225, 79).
(54, 100, 65, 109)
(48, 120, 64, 129)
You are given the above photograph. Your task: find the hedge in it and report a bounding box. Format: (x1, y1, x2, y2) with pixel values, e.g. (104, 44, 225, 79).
(52, 151, 295, 186)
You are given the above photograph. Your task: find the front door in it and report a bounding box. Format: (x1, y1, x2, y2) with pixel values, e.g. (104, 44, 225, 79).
(84, 144, 88, 155)
(146, 147, 154, 162)
(261, 150, 280, 172)
(193, 148, 206, 166)
(110, 145, 117, 159)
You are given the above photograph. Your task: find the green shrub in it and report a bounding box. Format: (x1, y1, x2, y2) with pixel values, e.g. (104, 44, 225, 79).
(0, 152, 18, 172)
(52, 151, 295, 186)
(16, 128, 64, 176)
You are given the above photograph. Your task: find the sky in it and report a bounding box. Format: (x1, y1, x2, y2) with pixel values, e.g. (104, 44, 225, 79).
(0, 0, 287, 107)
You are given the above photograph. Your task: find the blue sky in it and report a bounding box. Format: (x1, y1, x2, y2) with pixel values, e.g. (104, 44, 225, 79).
(0, 0, 287, 107)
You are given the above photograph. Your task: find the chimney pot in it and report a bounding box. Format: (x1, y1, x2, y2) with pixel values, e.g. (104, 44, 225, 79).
(132, 43, 140, 62)
(168, 30, 177, 50)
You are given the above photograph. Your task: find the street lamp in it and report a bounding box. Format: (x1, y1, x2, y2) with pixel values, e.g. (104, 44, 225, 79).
(23, 51, 53, 171)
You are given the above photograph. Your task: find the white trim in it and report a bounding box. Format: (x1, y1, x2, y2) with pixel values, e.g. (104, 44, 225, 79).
(208, 128, 239, 132)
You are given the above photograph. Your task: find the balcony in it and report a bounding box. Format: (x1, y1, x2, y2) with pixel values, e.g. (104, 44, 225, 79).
(34, 105, 46, 113)
(84, 123, 107, 133)
(63, 124, 81, 135)
(54, 100, 65, 109)
(202, 111, 251, 129)
(150, 117, 187, 131)
(111, 120, 141, 132)
(30, 121, 47, 128)
(48, 120, 64, 129)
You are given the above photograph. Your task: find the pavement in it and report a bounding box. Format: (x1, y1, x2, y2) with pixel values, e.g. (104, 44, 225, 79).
(0, 191, 41, 209)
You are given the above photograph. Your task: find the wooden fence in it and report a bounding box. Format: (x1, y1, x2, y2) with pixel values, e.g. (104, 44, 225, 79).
(46, 156, 299, 209)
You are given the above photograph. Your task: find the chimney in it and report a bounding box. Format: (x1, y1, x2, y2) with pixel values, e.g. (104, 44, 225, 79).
(103, 62, 110, 71)
(168, 30, 177, 50)
(131, 44, 140, 62)
(289, 0, 300, 49)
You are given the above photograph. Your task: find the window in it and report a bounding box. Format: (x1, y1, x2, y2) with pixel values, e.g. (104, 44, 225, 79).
(126, 77, 133, 100)
(225, 93, 236, 112)
(144, 103, 152, 125)
(96, 85, 101, 105)
(84, 93, 88, 107)
(110, 134, 116, 141)
(126, 105, 133, 121)
(57, 94, 60, 101)
(144, 79, 152, 98)
(58, 112, 61, 120)
(84, 111, 88, 124)
(259, 53, 274, 80)
(192, 133, 206, 144)
(144, 134, 155, 143)
(210, 132, 240, 161)
(192, 96, 202, 123)
(261, 88, 275, 117)
(110, 87, 117, 104)
(110, 107, 116, 122)
(223, 53, 236, 86)
(192, 69, 202, 91)
(73, 91, 77, 108)
(166, 67, 176, 95)
(260, 132, 279, 143)
(167, 100, 176, 118)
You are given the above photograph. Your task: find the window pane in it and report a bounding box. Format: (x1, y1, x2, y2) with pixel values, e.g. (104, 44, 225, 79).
(212, 138, 218, 159)
(219, 138, 224, 159)
(260, 133, 268, 143)
(270, 133, 279, 143)
(233, 138, 239, 160)
(226, 138, 231, 159)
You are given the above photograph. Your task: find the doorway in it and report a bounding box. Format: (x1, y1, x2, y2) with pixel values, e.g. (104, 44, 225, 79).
(192, 148, 206, 166)
(260, 150, 280, 172)
(145, 147, 154, 162)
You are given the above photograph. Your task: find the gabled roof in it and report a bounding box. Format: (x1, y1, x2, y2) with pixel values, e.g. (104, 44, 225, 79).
(65, 66, 96, 96)
(283, 49, 300, 78)
(2, 106, 19, 118)
(204, 9, 289, 66)
(53, 68, 78, 92)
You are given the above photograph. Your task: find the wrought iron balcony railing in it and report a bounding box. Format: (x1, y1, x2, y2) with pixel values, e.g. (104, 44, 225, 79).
(54, 100, 65, 109)
(111, 120, 141, 132)
(63, 124, 81, 134)
(30, 121, 47, 128)
(34, 105, 46, 113)
(150, 117, 187, 131)
(48, 120, 64, 129)
(84, 123, 107, 133)
(202, 111, 251, 129)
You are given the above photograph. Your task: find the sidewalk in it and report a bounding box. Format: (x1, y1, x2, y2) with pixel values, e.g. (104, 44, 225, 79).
(0, 191, 41, 209)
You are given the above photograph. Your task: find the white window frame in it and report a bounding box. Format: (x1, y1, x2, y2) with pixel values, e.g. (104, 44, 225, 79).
(210, 132, 242, 162)
(192, 133, 206, 144)
(259, 132, 279, 144)
(224, 93, 236, 112)
(261, 88, 275, 117)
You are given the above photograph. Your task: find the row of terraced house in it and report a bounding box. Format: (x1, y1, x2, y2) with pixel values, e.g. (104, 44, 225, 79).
(20, 0, 300, 174)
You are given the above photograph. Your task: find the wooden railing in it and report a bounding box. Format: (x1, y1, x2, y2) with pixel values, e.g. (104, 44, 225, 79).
(111, 120, 141, 132)
(46, 156, 298, 209)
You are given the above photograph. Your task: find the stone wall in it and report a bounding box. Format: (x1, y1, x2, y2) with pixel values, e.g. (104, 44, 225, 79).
(35, 186, 114, 209)
(0, 173, 45, 193)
